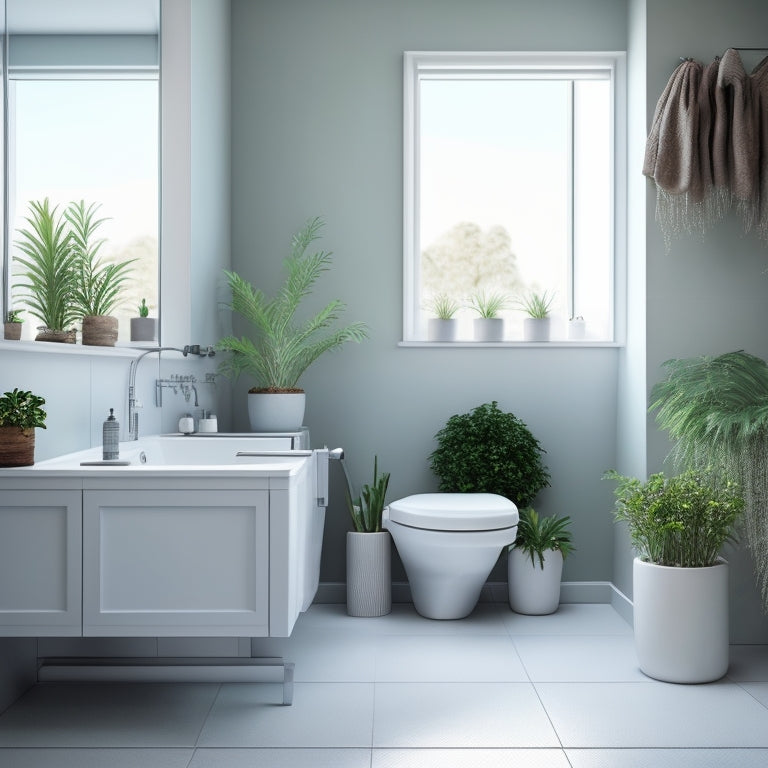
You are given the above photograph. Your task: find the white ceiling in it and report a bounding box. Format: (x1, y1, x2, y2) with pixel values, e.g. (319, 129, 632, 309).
(7, 0, 159, 34)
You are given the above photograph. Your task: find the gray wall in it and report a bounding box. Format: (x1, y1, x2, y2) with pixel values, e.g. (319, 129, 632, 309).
(230, 0, 627, 586)
(639, 0, 768, 642)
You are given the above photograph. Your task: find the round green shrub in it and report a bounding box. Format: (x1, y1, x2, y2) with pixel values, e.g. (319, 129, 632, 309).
(429, 401, 550, 507)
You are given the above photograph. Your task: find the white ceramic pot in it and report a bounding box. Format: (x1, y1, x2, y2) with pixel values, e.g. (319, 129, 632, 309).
(247, 391, 306, 432)
(508, 547, 563, 615)
(523, 317, 551, 342)
(633, 557, 729, 683)
(473, 317, 504, 342)
(346, 531, 391, 617)
(428, 318, 458, 342)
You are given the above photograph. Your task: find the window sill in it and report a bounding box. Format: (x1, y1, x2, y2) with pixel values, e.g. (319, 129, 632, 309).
(398, 340, 622, 349)
(0, 339, 157, 358)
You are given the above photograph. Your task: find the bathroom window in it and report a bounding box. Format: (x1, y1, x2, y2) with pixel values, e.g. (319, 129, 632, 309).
(7, 75, 159, 342)
(403, 51, 625, 343)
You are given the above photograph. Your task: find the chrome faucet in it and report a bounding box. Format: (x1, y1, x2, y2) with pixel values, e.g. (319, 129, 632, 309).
(127, 347, 190, 440)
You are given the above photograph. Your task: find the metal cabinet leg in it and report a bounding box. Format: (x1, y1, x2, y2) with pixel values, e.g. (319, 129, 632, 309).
(282, 662, 295, 705)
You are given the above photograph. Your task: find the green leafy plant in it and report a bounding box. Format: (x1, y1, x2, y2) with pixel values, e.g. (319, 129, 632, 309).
(0, 388, 47, 430)
(430, 401, 550, 507)
(517, 290, 554, 319)
(67, 200, 135, 318)
(468, 290, 508, 319)
(604, 469, 743, 568)
(138, 298, 150, 318)
(425, 293, 461, 320)
(345, 455, 391, 533)
(217, 217, 368, 392)
(511, 507, 574, 569)
(648, 350, 768, 605)
(5, 309, 22, 323)
(13, 198, 80, 332)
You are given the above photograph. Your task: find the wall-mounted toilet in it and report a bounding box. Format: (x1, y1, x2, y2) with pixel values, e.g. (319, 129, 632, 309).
(383, 493, 518, 620)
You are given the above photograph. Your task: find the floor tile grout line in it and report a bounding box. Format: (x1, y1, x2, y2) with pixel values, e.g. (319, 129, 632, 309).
(192, 682, 222, 750)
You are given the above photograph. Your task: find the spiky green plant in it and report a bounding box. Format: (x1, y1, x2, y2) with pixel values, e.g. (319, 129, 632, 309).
(468, 290, 508, 319)
(604, 469, 743, 568)
(67, 200, 135, 318)
(425, 293, 461, 320)
(345, 455, 391, 533)
(217, 217, 368, 391)
(649, 350, 768, 605)
(516, 290, 554, 319)
(13, 199, 79, 332)
(512, 507, 574, 569)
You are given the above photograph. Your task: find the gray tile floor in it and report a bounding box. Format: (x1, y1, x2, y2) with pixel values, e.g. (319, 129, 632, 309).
(0, 602, 767, 767)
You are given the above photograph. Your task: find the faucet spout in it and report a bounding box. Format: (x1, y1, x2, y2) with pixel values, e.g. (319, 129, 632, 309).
(127, 347, 189, 440)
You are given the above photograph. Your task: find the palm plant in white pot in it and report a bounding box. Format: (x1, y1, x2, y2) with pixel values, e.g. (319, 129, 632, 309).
(217, 217, 368, 431)
(605, 469, 743, 683)
(508, 507, 574, 615)
(344, 456, 392, 617)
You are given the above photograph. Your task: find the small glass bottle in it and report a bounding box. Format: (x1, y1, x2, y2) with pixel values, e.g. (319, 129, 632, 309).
(103, 408, 119, 461)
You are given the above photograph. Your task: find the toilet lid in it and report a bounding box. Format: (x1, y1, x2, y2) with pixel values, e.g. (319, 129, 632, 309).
(387, 493, 519, 532)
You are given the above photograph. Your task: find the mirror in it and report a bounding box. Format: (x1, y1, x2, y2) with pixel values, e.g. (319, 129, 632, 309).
(3, 0, 160, 342)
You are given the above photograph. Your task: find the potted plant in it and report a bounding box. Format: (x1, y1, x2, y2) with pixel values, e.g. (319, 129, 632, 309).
(468, 290, 507, 342)
(3, 309, 23, 341)
(429, 401, 550, 507)
(130, 298, 157, 343)
(13, 198, 79, 343)
(517, 290, 554, 342)
(217, 216, 368, 432)
(67, 200, 135, 346)
(425, 293, 460, 342)
(648, 350, 768, 614)
(605, 469, 743, 683)
(0, 388, 47, 467)
(344, 455, 392, 617)
(508, 507, 574, 615)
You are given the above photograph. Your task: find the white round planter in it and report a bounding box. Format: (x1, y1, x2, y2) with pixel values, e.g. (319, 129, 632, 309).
(428, 318, 458, 342)
(523, 317, 551, 342)
(346, 531, 392, 617)
(508, 547, 563, 615)
(473, 317, 504, 342)
(247, 392, 306, 432)
(633, 557, 729, 683)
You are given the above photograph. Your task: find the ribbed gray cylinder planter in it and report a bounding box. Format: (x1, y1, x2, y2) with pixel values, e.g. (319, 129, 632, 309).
(346, 531, 392, 617)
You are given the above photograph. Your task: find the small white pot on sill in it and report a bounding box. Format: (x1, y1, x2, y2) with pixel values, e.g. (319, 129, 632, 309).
(508, 546, 563, 615)
(523, 317, 551, 342)
(428, 318, 458, 342)
(473, 317, 504, 342)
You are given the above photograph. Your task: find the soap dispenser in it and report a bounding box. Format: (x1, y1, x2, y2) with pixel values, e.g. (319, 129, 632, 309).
(103, 408, 119, 460)
(178, 413, 195, 434)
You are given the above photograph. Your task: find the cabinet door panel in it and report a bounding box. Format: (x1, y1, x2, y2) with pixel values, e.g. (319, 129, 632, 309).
(83, 490, 270, 636)
(0, 491, 82, 636)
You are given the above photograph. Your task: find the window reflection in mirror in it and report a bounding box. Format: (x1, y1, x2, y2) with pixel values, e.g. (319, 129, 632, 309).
(4, 0, 160, 343)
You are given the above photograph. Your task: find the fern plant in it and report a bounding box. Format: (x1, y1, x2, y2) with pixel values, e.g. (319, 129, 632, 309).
(649, 350, 768, 607)
(345, 455, 391, 533)
(217, 217, 368, 391)
(13, 199, 79, 332)
(67, 200, 135, 318)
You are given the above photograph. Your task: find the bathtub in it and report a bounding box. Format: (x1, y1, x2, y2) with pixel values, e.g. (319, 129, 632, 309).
(0, 434, 333, 640)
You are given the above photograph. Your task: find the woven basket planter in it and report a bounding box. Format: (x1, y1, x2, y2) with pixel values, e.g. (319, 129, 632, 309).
(82, 315, 118, 347)
(35, 327, 76, 343)
(3, 322, 22, 340)
(0, 426, 36, 467)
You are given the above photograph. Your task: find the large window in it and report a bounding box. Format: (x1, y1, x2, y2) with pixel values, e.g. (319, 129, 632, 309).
(403, 52, 625, 343)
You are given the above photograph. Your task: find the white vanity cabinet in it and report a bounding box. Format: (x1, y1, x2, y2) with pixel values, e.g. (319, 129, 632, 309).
(0, 489, 83, 636)
(0, 446, 319, 639)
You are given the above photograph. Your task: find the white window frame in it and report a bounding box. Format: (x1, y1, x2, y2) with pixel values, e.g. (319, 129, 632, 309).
(402, 50, 626, 345)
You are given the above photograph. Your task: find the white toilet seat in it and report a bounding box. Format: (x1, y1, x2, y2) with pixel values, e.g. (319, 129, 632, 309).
(387, 493, 517, 531)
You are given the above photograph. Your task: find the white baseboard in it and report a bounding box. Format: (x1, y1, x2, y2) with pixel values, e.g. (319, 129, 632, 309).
(315, 580, 631, 609)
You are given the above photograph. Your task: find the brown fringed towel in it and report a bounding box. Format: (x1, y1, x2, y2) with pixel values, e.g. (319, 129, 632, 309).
(644, 48, 768, 247)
